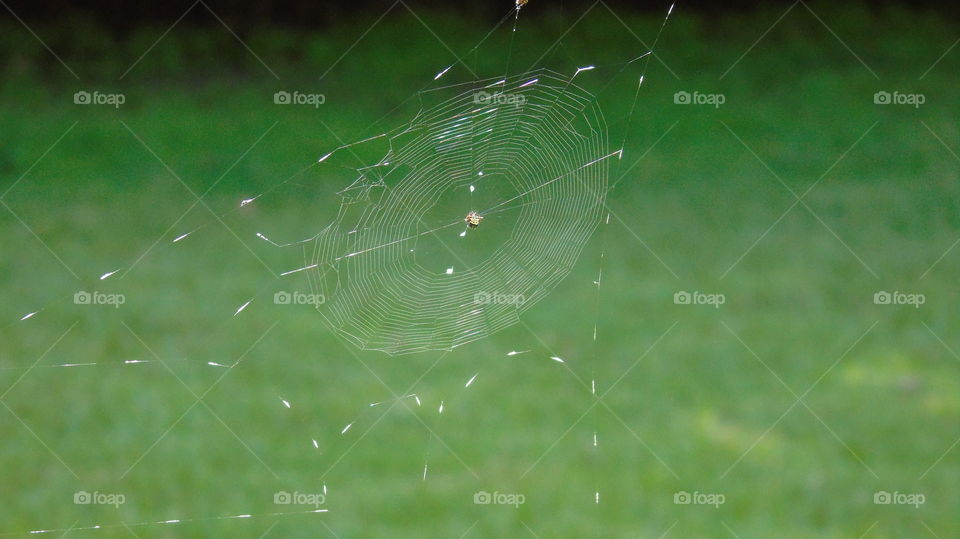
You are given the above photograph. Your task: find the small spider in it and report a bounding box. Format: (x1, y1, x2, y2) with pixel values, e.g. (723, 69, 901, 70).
(464, 211, 484, 228)
(517, 0, 529, 7)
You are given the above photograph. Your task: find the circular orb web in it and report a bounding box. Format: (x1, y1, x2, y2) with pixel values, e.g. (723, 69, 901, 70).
(306, 68, 610, 355)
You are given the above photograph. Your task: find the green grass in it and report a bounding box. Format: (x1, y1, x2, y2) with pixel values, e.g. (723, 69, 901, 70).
(2, 3, 959, 537)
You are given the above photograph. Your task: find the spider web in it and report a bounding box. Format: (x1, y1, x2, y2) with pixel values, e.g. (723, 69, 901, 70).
(270, 69, 614, 354)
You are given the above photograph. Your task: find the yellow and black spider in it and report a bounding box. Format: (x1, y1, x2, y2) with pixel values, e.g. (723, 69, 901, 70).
(464, 211, 484, 228)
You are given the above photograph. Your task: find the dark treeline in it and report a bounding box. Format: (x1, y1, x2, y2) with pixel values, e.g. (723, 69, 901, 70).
(4, 0, 958, 32)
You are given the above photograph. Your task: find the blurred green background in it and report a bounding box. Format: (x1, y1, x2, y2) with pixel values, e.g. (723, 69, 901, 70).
(1, 2, 959, 537)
